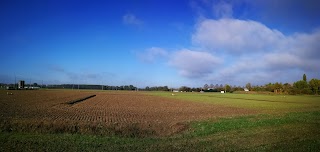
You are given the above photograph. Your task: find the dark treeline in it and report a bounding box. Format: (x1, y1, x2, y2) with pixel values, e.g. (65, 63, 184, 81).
(1, 83, 138, 91)
(142, 86, 169, 91)
(46, 84, 138, 91)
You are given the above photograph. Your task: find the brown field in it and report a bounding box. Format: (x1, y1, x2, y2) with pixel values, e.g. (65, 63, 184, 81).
(0, 90, 255, 137)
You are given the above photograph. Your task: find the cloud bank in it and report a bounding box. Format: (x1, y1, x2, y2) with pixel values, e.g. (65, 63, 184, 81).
(169, 49, 222, 78)
(142, 18, 319, 85)
(137, 1, 320, 86)
(190, 18, 319, 84)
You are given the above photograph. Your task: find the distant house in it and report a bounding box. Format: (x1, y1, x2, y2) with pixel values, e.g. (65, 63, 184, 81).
(221, 91, 225, 93)
(244, 88, 249, 91)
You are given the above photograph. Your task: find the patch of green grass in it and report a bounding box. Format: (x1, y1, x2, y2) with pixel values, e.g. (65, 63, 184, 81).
(188, 111, 320, 137)
(148, 92, 320, 112)
(1, 111, 319, 151)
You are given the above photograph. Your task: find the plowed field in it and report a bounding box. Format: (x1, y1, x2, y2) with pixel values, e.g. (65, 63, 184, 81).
(0, 90, 255, 136)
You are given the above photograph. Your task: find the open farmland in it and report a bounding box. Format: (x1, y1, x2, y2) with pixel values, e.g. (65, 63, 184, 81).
(0, 90, 254, 136)
(1, 90, 320, 151)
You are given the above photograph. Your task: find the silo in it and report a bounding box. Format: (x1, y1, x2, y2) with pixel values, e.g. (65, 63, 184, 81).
(18, 80, 25, 89)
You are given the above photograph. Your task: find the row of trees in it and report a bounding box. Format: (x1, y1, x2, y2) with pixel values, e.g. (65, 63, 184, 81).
(142, 74, 319, 95)
(246, 74, 320, 95)
(185, 74, 320, 95)
(46, 84, 138, 91)
(144, 86, 169, 91)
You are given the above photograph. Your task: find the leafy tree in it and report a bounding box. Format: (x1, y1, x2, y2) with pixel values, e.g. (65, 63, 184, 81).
(274, 82, 283, 94)
(293, 80, 309, 94)
(283, 83, 292, 94)
(303, 74, 307, 81)
(225, 84, 231, 92)
(309, 79, 320, 94)
(179, 86, 191, 92)
(294, 80, 308, 89)
(245, 83, 252, 91)
(145, 86, 150, 91)
(265, 83, 274, 92)
(162, 86, 169, 91)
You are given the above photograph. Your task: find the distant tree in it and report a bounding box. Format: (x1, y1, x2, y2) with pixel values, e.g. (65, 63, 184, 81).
(162, 86, 169, 91)
(209, 84, 214, 89)
(303, 74, 307, 81)
(293, 80, 309, 94)
(129, 85, 134, 90)
(273, 82, 283, 94)
(215, 84, 219, 88)
(294, 80, 308, 89)
(283, 83, 292, 94)
(246, 83, 252, 91)
(33, 83, 38, 87)
(265, 83, 274, 92)
(225, 84, 231, 92)
(145, 86, 150, 91)
(179, 86, 191, 92)
(203, 84, 209, 90)
(252, 85, 264, 91)
(309, 79, 320, 94)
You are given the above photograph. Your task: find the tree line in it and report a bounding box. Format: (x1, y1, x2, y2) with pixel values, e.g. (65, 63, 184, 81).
(198, 74, 320, 95)
(248, 74, 320, 95)
(2, 74, 319, 95)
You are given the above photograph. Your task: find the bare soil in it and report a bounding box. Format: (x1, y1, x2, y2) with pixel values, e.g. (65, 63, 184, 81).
(0, 90, 256, 136)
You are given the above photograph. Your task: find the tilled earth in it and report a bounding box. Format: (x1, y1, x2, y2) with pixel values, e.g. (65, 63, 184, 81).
(0, 90, 256, 136)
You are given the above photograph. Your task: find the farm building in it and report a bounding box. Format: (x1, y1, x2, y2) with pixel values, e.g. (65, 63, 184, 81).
(244, 88, 249, 91)
(18, 80, 25, 89)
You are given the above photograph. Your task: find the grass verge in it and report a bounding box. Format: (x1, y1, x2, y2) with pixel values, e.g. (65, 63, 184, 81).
(1, 111, 319, 151)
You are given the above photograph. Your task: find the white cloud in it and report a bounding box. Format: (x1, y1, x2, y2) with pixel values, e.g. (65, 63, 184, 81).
(169, 49, 222, 78)
(123, 13, 143, 26)
(137, 47, 168, 63)
(192, 19, 285, 53)
(137, 11, 320, 85)
(193, 18, 320, 84)
(178, 18, 319, 85)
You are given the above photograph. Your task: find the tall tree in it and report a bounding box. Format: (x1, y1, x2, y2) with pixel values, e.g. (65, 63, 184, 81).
(246, 83, 252, 91)
(225, 84, 231, 92)
(303, 74, 307, 81)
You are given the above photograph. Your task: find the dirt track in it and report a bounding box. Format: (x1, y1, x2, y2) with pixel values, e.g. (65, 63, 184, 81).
(0, 90, 255, 136)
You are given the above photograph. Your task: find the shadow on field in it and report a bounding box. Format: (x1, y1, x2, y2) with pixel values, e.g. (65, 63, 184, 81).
(66, 95, 96, 104)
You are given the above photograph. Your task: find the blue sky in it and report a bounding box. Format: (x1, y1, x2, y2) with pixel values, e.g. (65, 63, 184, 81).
(1, 0, 320, 88)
